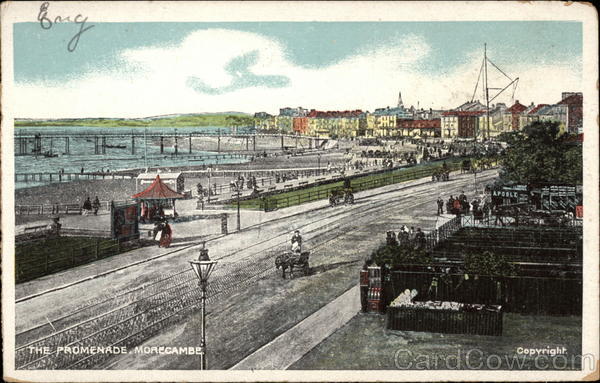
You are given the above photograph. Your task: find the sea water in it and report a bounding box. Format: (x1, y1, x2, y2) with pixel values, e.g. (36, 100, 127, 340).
(14, 126, 253, 189)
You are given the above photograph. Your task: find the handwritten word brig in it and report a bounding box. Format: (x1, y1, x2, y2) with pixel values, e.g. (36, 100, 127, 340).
(37, 2, 94, 52)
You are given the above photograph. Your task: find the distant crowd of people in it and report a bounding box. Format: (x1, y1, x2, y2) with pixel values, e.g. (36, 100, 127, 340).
(386, 225, 427, 250)
(436, 190, 491, 219)
(82, 196, 101, 215)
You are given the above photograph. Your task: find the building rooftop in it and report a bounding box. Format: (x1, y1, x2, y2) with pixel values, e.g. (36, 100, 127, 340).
(307, 110, 363, 118)
(527, 104, 549, 115)
(507, 100, 528, 114)
(442, 110, 486, 117)
(557, 93, 583, 106)
(455, 100, 486, 111)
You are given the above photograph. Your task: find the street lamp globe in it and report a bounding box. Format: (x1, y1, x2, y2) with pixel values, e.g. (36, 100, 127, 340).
(189, 242, 217, 285)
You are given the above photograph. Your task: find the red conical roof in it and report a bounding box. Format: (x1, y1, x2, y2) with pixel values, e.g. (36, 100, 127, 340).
(132, 175, 184, 199)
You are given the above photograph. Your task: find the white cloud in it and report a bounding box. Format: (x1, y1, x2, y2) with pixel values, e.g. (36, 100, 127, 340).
(13, 29, 582, 118)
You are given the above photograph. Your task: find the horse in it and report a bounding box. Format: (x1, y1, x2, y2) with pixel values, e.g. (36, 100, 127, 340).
(461, 159, 471, 174)
(275, 251, 310, 279)
(344, 190, 355, 204)
(329, 191, 342, 207)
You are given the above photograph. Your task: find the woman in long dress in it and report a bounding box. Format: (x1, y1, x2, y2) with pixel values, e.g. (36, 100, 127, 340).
(159, 221, 173, 248)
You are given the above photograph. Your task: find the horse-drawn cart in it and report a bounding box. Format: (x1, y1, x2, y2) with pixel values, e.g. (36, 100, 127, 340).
(275, 251, 310, 278)
(329, 188, 354, 207)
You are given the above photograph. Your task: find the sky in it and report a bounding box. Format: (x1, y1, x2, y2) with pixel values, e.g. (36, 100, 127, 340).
(13, 21, 582, 118)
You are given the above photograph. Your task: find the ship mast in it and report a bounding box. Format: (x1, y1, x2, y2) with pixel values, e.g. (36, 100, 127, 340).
(484, 43, 490, 140)
(471, 43, 519, 141)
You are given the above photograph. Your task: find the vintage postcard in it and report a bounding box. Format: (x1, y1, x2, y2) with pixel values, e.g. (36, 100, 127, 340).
(2, 1, 598, 382)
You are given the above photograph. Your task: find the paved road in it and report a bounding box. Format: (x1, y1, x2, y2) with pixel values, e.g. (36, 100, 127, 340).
(14, 169, 499, 369)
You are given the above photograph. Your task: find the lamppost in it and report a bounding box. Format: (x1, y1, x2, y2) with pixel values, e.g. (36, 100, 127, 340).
(235, 180, 241, 231)
(174, 128, 178, 157)
(207, 167, 212, 200)
(189, 242, 217, 370)
(317, 153, 321, 176)
(473, 164, 479, 194)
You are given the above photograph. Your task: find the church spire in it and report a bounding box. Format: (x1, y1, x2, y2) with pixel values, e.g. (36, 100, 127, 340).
(397, 91, 404, 109)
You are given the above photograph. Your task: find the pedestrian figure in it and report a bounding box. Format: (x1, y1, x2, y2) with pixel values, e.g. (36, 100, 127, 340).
(92, 196, 101, 215)
(291, 230, 303, 253)
(483, 202, 491, 219)
(408, 226, 416, 245)
(396, 225, 407, 247)
(386, 231, 398, 246)
(453, 198, 462, 216)
(198, 194, 205, 211)
(447, 195, 455, 214)
(437, 197, 444, 215)
(81, 167, 84, 174)
(82, 197, 92, 215)
(159, 220, 173, 248)
(153, 220, 164, 242)
(415, 228, 426, 250)
(494, 205, 505, 226)
(49, 217, 62, 237)
(428, 275, 439, 299)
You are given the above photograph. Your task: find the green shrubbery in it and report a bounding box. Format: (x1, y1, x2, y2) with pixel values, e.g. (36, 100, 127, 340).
(368, 243, 517, 277)
(499, 121, 582, 185)
(369, 243, 433, 269)
(463, 250, 517, 277)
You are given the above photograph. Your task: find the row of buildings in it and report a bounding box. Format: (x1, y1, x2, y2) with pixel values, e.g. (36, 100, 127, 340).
(441, 92, 583, 139)
(254, 92, 583, 140)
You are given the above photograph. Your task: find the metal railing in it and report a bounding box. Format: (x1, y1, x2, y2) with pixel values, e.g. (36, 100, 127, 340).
(15, 200, 130, 216)
(385, 270, 582, 315)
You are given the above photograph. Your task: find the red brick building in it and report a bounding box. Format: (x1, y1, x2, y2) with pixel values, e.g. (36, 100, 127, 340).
(557, 93, 583, 134)
(292, 117, 309, 134)
(507, 100, 528, 131)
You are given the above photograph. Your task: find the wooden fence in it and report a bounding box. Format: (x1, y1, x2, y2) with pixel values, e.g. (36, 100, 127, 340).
(15, 237, 122, 283)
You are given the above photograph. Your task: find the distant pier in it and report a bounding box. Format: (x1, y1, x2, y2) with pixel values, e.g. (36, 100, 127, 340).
(14, 131, 322, 156)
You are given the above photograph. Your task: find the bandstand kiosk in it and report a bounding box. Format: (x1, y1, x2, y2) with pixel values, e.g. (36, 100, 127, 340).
(132, 175, 184, 222)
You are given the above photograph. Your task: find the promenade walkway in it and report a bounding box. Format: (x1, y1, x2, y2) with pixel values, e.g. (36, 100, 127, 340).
(230, 285, 360, 370)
